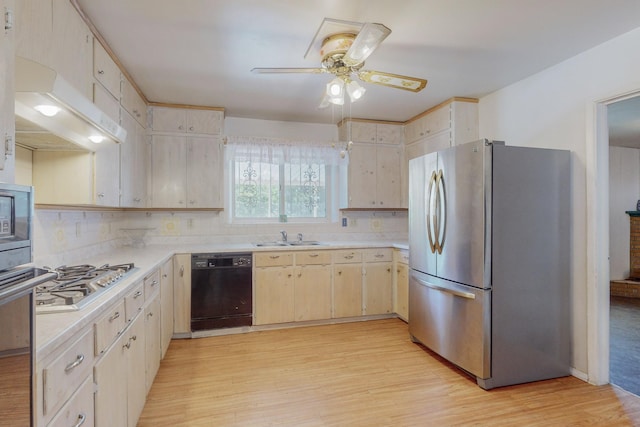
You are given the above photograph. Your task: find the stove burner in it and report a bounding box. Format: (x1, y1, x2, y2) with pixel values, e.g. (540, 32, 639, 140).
(35, 262, 136, 313)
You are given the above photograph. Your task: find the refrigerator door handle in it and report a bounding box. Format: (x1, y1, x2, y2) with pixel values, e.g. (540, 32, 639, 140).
(426, 170, 437, 253)
(414, 277, 476, 300)
(434, 169, 446, 254)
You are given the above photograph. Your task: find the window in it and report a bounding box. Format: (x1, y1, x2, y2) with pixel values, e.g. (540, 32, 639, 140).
(227, 137, 343, 222)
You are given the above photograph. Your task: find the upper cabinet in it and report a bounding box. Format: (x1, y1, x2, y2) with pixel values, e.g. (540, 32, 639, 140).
(93, 38, 121, 99)
(151, 107, 223, 135)
(339, 120, 403, 145)
(121, 78, 147, 128)
(404, 98, 479, 159)
(0, 0, 15, 176)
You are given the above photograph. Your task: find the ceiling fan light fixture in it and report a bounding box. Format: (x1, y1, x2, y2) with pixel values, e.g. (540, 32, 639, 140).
(346, 79, 366, 102)
(342, 22, 391, 66)
(326, 77, 345, 105)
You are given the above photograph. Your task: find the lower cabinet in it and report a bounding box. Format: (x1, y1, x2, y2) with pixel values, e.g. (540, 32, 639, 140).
(332, 250, 364, 318)
(394, 249, 409, 321)
(47, 377, 95, 427)
(294, 265, 331, 321)
(94, 312, 145, 427)
(363, 249, 393, 315)
(173, 254, 192, 336)
(144, 293, 162, 394)
(254, 266, 295, 325)
(160, 257, 174, 357)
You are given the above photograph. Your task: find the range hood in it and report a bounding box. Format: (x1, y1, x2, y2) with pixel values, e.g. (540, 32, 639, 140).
(14, 56, 127, 151)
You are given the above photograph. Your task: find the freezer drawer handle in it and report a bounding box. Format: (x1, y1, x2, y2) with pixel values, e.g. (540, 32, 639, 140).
(415, 277, 475, 300)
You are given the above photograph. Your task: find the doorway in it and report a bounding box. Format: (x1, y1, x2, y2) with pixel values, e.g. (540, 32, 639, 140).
(607, 95, 640, 396)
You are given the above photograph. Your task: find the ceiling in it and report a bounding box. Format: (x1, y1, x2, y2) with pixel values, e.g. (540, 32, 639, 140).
(76, 0, 640, 131)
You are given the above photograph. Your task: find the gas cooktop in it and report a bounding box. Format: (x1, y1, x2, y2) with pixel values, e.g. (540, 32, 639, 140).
(35, 263, 136, 314)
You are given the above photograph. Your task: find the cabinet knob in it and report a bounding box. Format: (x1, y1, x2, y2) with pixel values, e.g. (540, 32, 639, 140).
(178, 125, 184, 130)
(189, 126, 194, 131)
(189, 200, 195, 205)
(97, 192, 105, 198)
(98, 69, 104, 75)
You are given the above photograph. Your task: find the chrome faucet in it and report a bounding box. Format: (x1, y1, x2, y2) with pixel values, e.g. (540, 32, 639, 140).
(297, 233, 303, 242)
(280, 230, 287, 242)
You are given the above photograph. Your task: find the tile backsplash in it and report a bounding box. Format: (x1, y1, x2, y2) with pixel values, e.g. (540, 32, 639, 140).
(33, 209, 408, 266)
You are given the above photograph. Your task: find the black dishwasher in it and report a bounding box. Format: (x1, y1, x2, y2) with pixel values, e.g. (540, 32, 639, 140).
(191, 253, 252, 331)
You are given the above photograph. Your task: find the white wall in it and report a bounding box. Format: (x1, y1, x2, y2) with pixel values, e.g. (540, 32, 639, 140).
(225, 117, 337, 141)
(609, 146, 640, 280)
(479, 26, 640, 377)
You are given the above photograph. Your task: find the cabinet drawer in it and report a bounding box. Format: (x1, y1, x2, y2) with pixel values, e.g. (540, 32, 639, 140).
(95, 300, 126, 355)
(254, 252, 293, 267)
(394, 249, 409, 265)
(47, 376, 94, 427)
(363, 249, 393, 263)
(333, 250, 363, 264)
(296, 251, 332, 265)
(42, 329, 94, 419)
(144, 269, 161, 299)
(124, 280, 145, 322)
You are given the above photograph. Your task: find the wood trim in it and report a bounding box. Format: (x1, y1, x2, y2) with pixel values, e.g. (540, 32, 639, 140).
(70, 0, 149, 104)
(404, 97, 479, 125)
(35, 204, 224, 212)
(336, 118, 405, 127)
(147, 102, 225, 113)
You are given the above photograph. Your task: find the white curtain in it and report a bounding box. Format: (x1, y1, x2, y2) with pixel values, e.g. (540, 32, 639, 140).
(224, 136, 346, 165)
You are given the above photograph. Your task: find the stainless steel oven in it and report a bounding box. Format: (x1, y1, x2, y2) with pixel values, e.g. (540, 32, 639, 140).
(0, 267, 56, 426)
(0, 184, 34, 272)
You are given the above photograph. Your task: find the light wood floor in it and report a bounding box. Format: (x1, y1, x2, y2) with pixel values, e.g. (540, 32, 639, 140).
(139, 319, 640, 426)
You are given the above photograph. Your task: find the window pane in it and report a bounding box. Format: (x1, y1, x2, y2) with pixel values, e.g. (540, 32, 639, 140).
(284, 163, 326, 218)
(234, 161, 280, 218)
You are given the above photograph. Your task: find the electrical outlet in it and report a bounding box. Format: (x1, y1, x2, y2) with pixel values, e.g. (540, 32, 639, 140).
(342, 218, 348, 227)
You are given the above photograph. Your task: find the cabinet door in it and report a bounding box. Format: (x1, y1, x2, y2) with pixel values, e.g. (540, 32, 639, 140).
(376, 123, 402, 144)
(52, 0, 92, 97)
(395, 263, 409, 321)
(254, 267, 295, 325)
(93, 82, 120, 124)
(151, 135, 187, 207)
(333, 264, 363, 318)
(127, 314, 146, 427)
(152, 107, 186, 133)
(364, 262, 393, 315)
(347, 144, 376, 207)
(92, 38, 120, 99)
(186, 109, 222, 134)
(121, 77, 147, 127)
(350, 121, 377, 143)
(94, 332, 127, 427)
(376, 145, 401, 208)
(173, 254, 191, 336)
(120, 108, 147, 207)
(94, 138, 121, 206)
(294, 266, 332, 321)
(185, 137, 222, 207)
(0, 0, 13, 173)
(145, 296, 162, 394)
(160, 258, 174, 358)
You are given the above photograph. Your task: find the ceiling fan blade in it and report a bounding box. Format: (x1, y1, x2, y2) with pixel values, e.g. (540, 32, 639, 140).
(251, 67, 328, 74)
(358, 70, 427, 92)
(342, 23, 391, 67)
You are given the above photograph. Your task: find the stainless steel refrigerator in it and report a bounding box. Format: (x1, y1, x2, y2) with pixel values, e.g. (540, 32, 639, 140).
(408, 139, 571, 389)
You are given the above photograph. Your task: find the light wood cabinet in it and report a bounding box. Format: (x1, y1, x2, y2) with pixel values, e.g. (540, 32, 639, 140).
(144, 293, 161, 394)
(94, 137, 121, 206)
(95, 300, 127, 356)
(160, 257, 174, 357)
(120, 107, 148, 207)
(363, 249, 393, 315)
(121, 77, 147, 127)
(38, 328, 94, 426)
(294, 264, 332, 322)
(173, 254, 191, 336)
(254, 265, 295, 325)
(151, 106, 223, 135)
(0, 0, 14, 174)
(340, 120, 403, 144)
(393, 249, 409, 321)
(94, 312, 145, 427)
(344, 143, 401, 208)
(150, 135, 223, 208)
(333, 263, 363, 318)
(124, 280, 145, 323)
(47, 376, 94, 427)
(93, 38, 121, 99)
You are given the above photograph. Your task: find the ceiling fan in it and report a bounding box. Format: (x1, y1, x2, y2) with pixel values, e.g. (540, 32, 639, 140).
(251, 18, 428, 107)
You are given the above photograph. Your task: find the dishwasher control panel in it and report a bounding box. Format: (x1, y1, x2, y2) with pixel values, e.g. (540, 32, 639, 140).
(192, 253, 252, 269)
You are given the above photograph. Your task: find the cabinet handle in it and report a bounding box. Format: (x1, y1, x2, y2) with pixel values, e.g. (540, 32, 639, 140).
(309, 254, 319, 258)
(133, 290, 142, 299)
(133, 198, 141, 202)
(180, 266, 184, 277)
(133, 109, 138, 114)
(72, 413, 87, 427)
(151, 279, 159, 287)
(287, 273, 292, 278)
(338, 271, 342, 276)
(97, 193, 105, 198)
(148, 312, 154, 318)
(123, 341, 131, 350)
(64, 354, 85, 372)
(344, 255, 354, 259)
(189, 200, 195, 205)
(130, 335, 137, 342)
(109, 311, 120, 322)
(375, 254, 384, 258)
(98, 69, 104, 75)
(163, 273, 168, 278)
(387, 268, 391, 272)
(269, 255, 280, 259)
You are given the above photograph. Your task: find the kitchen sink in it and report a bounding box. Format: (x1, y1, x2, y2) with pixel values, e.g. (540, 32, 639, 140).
(253, 241, 324, 247)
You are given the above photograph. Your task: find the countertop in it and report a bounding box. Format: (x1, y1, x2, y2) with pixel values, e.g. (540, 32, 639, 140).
(35, 241, 408, 361)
